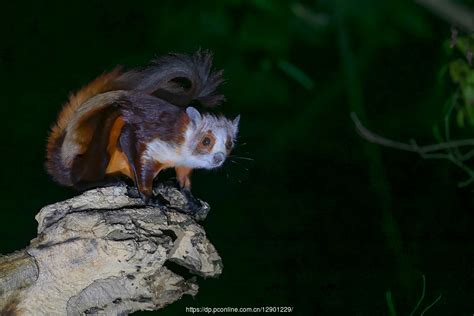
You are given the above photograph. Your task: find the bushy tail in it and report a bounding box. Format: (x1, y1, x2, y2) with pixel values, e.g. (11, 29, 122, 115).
(46, 69, 123, 186)
(116, 49, 225, 107)
(46, 50, 225, 186)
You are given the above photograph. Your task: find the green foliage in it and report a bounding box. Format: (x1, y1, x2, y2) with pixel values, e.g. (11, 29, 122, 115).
(386, 275, 442, 316)
(385, 291, 398, 316)
(277, 60, 314, 90)
(448, 36, 474, 127)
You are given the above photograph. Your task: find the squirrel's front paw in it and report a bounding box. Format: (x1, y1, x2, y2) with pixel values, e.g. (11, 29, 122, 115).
(125, 186, 141, 199)
(145, 194, 169, 208)
(180, 188, 202, 214)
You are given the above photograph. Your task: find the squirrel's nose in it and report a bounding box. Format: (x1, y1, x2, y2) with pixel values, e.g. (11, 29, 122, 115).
(213, 152, 225, 165)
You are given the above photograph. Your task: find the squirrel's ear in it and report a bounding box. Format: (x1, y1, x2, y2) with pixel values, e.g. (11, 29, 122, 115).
(232, 115, 240, 135)
(186, 107, 201, 125)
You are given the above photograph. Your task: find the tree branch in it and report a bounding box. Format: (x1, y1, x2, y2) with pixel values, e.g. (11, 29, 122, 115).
(351, 112, 474, 154)
(0, 183, 222, 315)
(416, 0, 474, 32)
(351, 112, 474, 187)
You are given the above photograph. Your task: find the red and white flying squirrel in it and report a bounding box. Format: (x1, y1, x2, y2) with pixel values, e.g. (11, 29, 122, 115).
(45, 51, 240, 203)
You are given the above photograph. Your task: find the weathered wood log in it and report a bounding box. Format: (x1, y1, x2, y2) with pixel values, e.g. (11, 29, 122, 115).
(0, 183, 222, 315)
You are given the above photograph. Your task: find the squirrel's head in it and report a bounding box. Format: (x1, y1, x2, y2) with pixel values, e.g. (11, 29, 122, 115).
(182, 107, 240, 169)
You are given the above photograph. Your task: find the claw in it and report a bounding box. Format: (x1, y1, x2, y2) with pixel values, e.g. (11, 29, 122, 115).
(126, 185, 141, 199)
(180, 188, 202, 214)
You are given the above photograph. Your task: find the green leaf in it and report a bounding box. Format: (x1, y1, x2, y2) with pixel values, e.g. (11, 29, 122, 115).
(449, 59, 469, 84)
(385, 291, 397, 316)
(457, 108, 465, 128)
(277, 59, 314, 90)
(466, 101, 474, 125)
(454, 36, 474, 56)
(432, 124, 442, 142)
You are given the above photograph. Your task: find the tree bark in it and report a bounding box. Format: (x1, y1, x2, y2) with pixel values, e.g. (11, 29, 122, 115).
(0, 183, 222, 315)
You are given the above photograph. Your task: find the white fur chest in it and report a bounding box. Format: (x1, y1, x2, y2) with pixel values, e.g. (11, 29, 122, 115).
(143, 139, 182, 166)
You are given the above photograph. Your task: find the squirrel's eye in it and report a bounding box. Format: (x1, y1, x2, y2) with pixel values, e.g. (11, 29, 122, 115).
(202, 137, 211, 146)
(226, 141, 232, 150)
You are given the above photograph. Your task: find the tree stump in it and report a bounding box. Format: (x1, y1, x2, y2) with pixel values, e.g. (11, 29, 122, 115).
(0, 184, 222, 315)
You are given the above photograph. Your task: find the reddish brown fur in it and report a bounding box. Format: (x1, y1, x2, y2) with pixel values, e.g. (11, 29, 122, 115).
(107, 116, 126, 154)
(137, 160, 164, 198)
(194, 130, 216, 154)
(225, 137, 233, 154)
(176, 166, 193, 189)
(175, 111, 190, 144)
(105, 116, 132, 178)
(46, 68, 122, 171)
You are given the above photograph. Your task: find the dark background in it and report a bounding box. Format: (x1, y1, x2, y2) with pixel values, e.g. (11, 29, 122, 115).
(0, 0, 473, 315)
